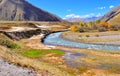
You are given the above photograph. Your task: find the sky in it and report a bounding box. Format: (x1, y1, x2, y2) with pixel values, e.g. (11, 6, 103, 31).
(27, 0, 120, 19)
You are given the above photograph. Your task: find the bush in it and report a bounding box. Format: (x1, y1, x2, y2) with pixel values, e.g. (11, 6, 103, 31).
(110, 28, 118, 31)
(70, 25, 80, 32)
(96, 20, 101, 24)
(99, 22, 111, 28)
(95, 34, 99, 37)
(86, 35, 90, 37)
(110, 25, 119, 31)
(98, 27, 107, 32)
(0, 39, 20, 49)
(79, 28, 85, 32)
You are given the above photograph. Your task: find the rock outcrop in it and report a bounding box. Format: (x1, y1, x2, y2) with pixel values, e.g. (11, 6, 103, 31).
(3, 29, 52, 40)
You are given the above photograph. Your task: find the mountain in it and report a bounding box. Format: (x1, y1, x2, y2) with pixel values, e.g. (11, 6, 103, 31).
(65, 16, 102, 22)
(101, 6, 120, 25)
(82, 16, 102, 22)
(0, 0, 61, 21)
(64, 18, 82, 22)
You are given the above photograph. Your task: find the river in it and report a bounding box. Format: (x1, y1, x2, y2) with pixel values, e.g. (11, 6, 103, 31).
(43, 32, 120, 51)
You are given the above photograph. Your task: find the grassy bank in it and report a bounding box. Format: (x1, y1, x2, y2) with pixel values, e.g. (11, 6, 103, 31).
(0, 33, 71, 76)
(20, 49, 65, 59)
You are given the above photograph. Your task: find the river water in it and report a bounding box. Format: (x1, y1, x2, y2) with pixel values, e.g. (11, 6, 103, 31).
(44, 32, 120, 51)
(43, 32, 120, 68)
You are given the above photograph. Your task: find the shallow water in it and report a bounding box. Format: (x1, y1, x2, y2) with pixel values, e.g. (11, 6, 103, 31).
(63, 52, 87, 68)
(44, 32, 120, 51)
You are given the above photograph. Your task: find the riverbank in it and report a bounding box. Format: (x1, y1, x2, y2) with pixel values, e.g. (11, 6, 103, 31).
(61, 31, 120, 46)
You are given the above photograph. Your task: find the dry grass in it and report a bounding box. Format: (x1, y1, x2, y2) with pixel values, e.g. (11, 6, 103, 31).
(62, 31, 120, 43)
(55, 46, 120, 76)
(0, 21, 72, 31)
(0, 33, 71, 76)
(63, 31, 120, 37)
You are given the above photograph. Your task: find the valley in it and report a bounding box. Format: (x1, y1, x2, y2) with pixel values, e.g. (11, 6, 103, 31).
(0, 0, 120, 76)
(0, 21, 120, 76)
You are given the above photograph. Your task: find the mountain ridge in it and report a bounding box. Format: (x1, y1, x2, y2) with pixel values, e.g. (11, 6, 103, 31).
(0, 0, 62, 21)
(101, 6, 120, 25)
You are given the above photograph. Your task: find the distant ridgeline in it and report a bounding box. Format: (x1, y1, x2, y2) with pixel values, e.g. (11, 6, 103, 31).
(0, 0, 62, 21)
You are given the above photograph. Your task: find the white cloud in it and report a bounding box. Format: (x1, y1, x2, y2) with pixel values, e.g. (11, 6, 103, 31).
(109, 5, 114, 9)
(97, 6, 106, 10)
(64, 13, 102, 19)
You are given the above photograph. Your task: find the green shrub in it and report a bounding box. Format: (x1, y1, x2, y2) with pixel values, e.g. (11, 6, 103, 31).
(0, 39, 20, 49)
(85, 35, 90, 37)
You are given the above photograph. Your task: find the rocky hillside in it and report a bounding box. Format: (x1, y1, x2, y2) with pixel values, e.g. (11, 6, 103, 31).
(101, 6, 120, 25)
(0, 0, 61, 21)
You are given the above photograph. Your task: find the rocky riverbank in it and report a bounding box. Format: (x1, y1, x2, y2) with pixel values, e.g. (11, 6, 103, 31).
(0, 58, 36, 76)
(3, 28, 52, 40)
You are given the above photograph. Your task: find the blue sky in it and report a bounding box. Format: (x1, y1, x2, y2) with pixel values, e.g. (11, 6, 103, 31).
(28, 0, 120, 19)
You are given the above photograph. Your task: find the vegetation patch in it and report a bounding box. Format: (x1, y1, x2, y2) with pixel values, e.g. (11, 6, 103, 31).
(0, 40, 20, 49)
(0, 34, 20, 49)
(21, 49, 65, 58)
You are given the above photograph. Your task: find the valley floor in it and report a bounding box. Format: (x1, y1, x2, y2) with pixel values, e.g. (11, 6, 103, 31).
(0, 25, 120, 76)
(19, 32, 120, 76)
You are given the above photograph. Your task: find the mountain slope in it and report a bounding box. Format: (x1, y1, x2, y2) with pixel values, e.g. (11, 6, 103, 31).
(101, 6, 120, 25)
(0, 0, 61, 21)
